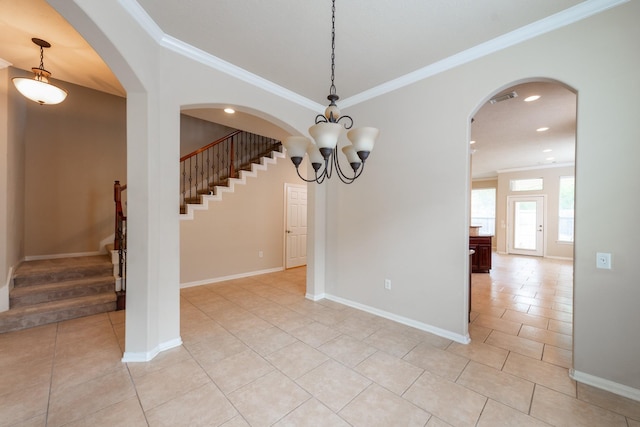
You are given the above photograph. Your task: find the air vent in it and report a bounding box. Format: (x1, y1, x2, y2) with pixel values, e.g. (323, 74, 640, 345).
(489, 91, 518, 104)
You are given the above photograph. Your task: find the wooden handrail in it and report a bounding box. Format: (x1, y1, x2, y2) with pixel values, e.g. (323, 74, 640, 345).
(114, 180, 127, 251)
(180, 130, 242, 162)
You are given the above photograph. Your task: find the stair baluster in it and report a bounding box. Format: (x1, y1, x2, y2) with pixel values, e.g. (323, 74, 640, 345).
(179, 130, 282, 213)
(113, 180, 127, 310)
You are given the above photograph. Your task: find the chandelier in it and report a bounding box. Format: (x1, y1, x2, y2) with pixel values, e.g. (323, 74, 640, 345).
(12, 38, 68, 105)
(283, 0, 379, 184)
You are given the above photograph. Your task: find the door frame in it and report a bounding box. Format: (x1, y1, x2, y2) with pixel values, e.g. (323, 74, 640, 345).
(506, 194, 547, 256)
(283, 183, 308, 269)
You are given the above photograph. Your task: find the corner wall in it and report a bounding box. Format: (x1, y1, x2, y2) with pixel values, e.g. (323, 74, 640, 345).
(0, 67, 27, 311)
(326, 0, 640, 393)
(21, 76, 126, 257)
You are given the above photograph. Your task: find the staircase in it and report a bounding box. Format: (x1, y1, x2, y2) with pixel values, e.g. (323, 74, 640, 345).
(181, 148, 284, 214)
(0, 255, 117, 334)
(180, 130, 282, 215)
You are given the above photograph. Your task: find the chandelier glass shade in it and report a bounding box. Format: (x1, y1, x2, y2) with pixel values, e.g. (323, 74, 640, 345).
(12, 38, 68, 105)
(283, 0, 379, 184)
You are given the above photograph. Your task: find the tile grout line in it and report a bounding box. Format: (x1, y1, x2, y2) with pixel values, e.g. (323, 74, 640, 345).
(43, 322, 60, 427)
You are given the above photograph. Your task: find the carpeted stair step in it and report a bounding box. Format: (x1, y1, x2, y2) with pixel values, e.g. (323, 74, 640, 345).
(0, 293, 117, 334)
(13, 255, 113, 288)
(10, 275, 115, 308)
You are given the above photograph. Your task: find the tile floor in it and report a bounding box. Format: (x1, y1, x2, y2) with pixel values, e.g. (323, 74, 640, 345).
(1, 253, 639, 426)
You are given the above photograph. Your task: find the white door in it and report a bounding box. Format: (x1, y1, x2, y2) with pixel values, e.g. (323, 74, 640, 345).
(507, 195, 545, 256)
(285, 184, 307, 268)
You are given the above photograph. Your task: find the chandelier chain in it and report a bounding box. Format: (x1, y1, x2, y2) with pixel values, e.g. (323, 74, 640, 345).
(330, 0, 336, 96)
(39, 46, 45, 71)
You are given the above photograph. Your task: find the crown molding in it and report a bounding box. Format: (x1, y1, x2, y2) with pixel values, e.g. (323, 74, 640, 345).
(340, 0, 629, 108)
(121, 0, 628, 110)
(496, 162, 575, 175)
(119, 0, 324, 113)
(159, 35, 324, 113)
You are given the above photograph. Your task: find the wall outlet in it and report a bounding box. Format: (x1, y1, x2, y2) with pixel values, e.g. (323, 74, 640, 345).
(258, 251, 263, 258)
(384, 279, 391, 290)
(596, 252, 611, 269)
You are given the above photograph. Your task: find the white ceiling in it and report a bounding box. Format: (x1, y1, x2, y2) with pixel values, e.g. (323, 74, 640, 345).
(0, 0, 596, 178)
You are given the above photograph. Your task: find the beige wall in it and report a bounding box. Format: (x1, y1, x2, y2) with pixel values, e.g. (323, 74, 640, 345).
(180, 155, 304, 284)
(180, 114, 235, 158)
(326, 1, 639, 392)
(1, 67, 27, 310)
(21, 76, 126, 257)
(19, 84, 270, 258)
(495, 166, 574, 259)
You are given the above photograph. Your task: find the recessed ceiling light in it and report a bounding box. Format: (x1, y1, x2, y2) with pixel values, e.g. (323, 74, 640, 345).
(470, 140, 476, 145)
(536, 127, 549, 132)
(525, 95, 541, 102)
(224, 108, 235, 114)
(543, 148, 552, 153)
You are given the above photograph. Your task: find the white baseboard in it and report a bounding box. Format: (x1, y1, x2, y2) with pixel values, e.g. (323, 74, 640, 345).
(570, 368, 640, 402)
(121, 337, 183, 363)
(305, 292, 325, 302)
(544, 255, 574, 261)
(180, 267, 284, 288)
(24, 250, 106, 261)
(322, 293, 471, 345)
(0, 266, 13, 313)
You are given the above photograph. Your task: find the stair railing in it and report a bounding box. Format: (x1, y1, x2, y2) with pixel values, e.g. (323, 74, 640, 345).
(180, 130, 282, 209)
(113, 180, 127, 308)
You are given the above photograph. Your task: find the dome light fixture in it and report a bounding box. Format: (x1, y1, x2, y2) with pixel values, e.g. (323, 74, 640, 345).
(12, 38, 68, 105)
(283, 0, 379, 184)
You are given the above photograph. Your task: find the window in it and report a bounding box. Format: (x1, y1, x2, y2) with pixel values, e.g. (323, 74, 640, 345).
(510, 178, 543, 191)
(558, 176, 575, 242)
(471, 188, 496, 235)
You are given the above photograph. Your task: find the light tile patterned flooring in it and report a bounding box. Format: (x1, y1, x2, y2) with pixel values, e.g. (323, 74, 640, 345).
(1, 254, 639, 426)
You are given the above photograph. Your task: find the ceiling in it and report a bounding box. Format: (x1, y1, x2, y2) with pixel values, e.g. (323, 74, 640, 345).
(0, 0, 590, 178)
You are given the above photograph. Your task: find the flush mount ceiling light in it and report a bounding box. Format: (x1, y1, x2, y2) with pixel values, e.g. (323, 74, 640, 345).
(283, 0, 379, 184)
(12, 38, 68, 105)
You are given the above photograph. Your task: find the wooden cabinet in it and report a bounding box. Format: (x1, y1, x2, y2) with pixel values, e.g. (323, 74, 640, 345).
(470, 235, 492, 273)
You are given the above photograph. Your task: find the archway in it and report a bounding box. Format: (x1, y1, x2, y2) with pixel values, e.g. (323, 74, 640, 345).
(468, 79, 577, 370)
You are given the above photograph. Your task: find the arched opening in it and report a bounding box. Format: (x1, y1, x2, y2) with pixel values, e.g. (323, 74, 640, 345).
(177, 104, 308, 292)
(468, 79, 577, 371)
